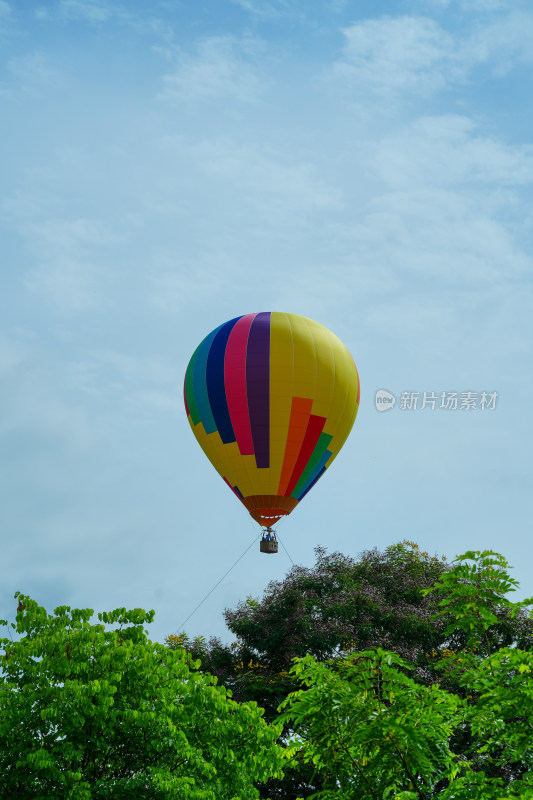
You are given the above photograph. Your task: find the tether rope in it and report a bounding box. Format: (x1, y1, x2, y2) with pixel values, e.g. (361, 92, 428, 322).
(277, 531, 295, 566)
(174, 532, 261, 633)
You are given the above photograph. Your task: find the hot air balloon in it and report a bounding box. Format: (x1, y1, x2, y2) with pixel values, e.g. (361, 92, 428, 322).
(184, 312, 360, 553)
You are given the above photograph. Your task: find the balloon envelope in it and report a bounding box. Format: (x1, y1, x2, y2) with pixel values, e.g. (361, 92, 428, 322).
(184, 312, 360, 527)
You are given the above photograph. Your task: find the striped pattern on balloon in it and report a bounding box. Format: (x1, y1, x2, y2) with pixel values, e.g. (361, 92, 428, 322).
(184, 312, 360, 527)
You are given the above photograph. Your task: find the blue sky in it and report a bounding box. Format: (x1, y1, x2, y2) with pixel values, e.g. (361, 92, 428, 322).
(1, 0, 532, 642)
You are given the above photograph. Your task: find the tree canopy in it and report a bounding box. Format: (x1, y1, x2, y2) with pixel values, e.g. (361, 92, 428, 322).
(170, 543, 455, 720)
(0, 594, 283, 799)
(280, 550, 533, 799)
(169, 542, 533, 799)
(3, 542, 532, 799)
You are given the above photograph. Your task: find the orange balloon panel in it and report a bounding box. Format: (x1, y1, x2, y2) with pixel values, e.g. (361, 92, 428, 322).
(184, 312, 360, 527)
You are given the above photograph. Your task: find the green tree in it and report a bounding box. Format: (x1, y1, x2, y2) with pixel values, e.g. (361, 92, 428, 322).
(280, 551, 533, 800)
(170, 542, 532, 799)
(0, 593, 283, 799)
(172, 543, 454, 722)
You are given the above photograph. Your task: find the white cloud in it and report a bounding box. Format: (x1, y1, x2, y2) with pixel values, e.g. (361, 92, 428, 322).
(67, 348, 178, 414)
(465, 11, 533, 75)
(0, 0, 12, 35)
(332, 11, 533, 98)
(8, 51, 64, 89)
(34, 0, 174, 45)
(260, 111, 533, 326)
(420, 0, 451, 7)
(0, 353, 95, 451)
(148, 251, 230, 314)
(0, 333, 28, 375)
(422, 0, 506, 8)
(460, 0, 506, 8)
(229, 0, 313, 19)
(334, 16, 455, 97)
(331, 114, 533, 293)
(182, 137, 343, 217)
(5, 206, 117, 312)
(159, 36, 264, 105)
(231, 0, 346, 18)
(24, 256, 99, 313)
(357, 188, 530, 283)
(329, 0, 349, 11)
(230, 0, 283, 17)
(375, 115, 533, 188)
(35, 0, 113, 23)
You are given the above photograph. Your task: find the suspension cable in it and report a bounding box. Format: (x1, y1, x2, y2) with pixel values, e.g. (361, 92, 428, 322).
(174, 533, 260, 633)
(277, 531, 295, 566)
